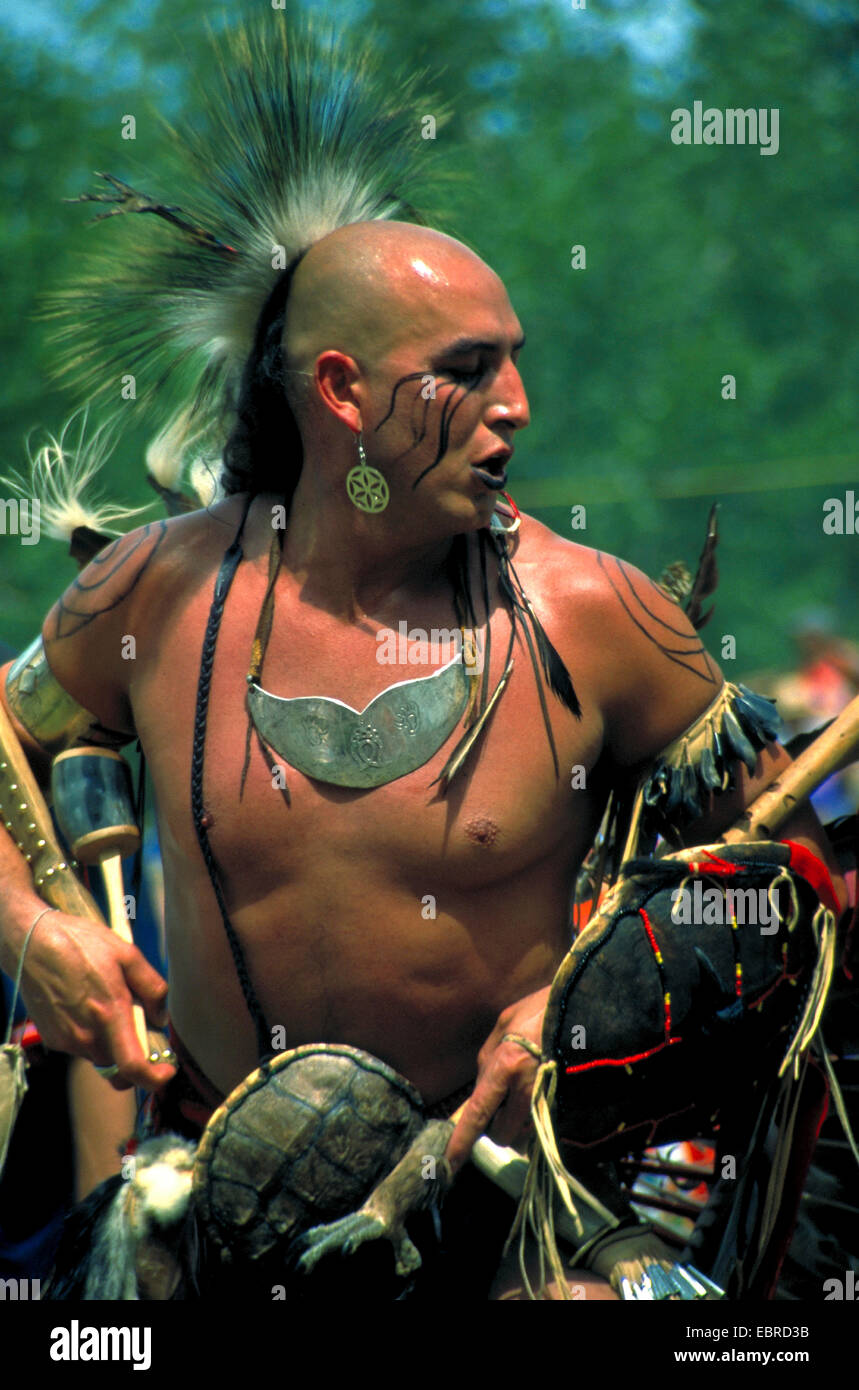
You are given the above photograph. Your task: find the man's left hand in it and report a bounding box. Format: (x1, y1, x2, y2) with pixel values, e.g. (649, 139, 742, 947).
(446, 985, 549, 1173)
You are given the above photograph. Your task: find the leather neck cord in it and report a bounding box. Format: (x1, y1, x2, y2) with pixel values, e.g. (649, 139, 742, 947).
(191, 496, 272, 1060)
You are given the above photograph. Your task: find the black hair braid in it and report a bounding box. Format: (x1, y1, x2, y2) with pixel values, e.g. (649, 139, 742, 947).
(221, 254, 306, 503)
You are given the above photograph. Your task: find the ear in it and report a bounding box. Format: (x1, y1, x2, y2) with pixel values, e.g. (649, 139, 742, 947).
(313, 350, 363, 433)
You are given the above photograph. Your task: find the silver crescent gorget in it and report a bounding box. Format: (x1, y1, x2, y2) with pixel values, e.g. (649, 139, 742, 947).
(246, 654, 469, 789)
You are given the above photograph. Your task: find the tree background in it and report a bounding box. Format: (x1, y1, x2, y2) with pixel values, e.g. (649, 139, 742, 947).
(1, 0, 857, 678)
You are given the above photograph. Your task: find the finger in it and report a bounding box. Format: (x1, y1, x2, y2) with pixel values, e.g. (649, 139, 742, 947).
(477, 1017, 526, 1073)
(106, 1055, 178, 1092)
(105, 1058, 176, 1094)
(446, 1070, 511, 1174)
(486, 1090, 533, 1149)
(104, 1050, 177, 1095)
(102, 1001, 177, 1092)
(122, 952, 169, 1028)
(106, 1073, 136, 1093)
(491, 1037, 539, 1105)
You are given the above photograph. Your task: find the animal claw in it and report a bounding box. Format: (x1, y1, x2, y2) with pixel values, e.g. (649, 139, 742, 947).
(296, 1209, 422, 1279)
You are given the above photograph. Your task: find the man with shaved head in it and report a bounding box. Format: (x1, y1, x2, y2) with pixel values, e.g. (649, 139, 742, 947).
(0, 216, 847, 1298)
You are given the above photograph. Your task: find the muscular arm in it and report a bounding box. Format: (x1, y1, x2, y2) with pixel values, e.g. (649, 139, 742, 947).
(41, 519, 169, 730)
(0, 521, 175, 1090)
(593, 554, 845, 906)
(448, 531, 846, 1168)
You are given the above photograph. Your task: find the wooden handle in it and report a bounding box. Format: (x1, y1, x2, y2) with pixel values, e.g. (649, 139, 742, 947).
(99, 852, 150, 1059)
(722, 691, 859, 844)
(0, 703, 151, 1062)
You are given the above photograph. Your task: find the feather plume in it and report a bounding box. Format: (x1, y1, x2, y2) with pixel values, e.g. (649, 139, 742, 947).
(1, 408, 151, 541)
(432, 657, 514, 792)
(143, 405, 225, 511)
(502, 548, 581, 719)
(145, 404, 209, 493)
(188, 456, 225, 509)
(42, 18, 451, 439)
(685, 503, 720, 632)
(522, 593, 581, 718)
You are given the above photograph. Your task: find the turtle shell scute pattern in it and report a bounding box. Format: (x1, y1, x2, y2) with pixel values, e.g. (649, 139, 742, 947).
(192, 1044, 425, 1262)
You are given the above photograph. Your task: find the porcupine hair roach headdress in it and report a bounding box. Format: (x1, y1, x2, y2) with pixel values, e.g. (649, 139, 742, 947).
(41, 16, 451, 508)
(31, 13, 581, 792)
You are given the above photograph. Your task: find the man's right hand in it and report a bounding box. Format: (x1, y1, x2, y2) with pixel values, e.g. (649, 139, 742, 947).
(18, 908, 176, 1092)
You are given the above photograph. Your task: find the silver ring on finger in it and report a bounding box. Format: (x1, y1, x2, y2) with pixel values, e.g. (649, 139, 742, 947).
(94, 1063, 121, 1079)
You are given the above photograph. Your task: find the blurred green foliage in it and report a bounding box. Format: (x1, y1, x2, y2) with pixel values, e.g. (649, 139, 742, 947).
(1, 0, 857, 677)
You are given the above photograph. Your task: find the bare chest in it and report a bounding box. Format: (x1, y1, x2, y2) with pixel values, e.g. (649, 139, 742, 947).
(132, 566, 607, 899)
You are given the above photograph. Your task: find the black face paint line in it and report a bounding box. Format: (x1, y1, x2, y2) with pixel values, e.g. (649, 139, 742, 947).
(374, 370, 481, 490)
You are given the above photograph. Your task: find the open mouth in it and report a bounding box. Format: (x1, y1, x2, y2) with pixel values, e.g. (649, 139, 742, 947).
(470, 453, 509, 492)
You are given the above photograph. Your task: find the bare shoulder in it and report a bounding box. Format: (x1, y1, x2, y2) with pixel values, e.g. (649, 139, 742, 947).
(504, 513, 653, 632)
(39, 497, 248, 731)
(504, 512, 608, 604)
(508, 513, 724, 768)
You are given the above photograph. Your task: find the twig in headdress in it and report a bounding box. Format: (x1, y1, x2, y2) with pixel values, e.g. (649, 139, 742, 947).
(65, 171, 239, 258)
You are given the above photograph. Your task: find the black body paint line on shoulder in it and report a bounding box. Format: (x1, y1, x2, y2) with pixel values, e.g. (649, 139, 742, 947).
(597, 551, 719, 685)
(45, 521, 169, 641)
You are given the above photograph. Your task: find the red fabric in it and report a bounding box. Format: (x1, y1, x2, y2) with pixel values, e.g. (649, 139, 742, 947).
(781, 839, 841, 916)
(684, 849, 744, 877)
(11, 1020, 43, 1050)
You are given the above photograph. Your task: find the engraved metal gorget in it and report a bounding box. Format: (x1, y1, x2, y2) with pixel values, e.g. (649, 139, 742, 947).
(246, 653, 469, 789)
